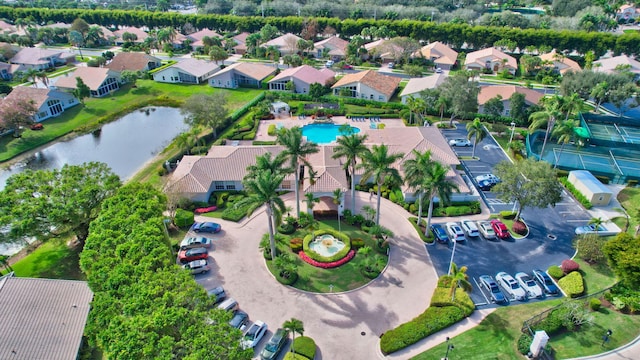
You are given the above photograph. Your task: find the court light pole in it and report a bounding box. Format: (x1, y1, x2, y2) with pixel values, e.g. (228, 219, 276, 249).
(508, 122, 516, 147)
(447, 238, 457, 275)
(443, 337, 454, 360)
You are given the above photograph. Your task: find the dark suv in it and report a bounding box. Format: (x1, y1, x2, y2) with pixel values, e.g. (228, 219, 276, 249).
(260, 328, 288, 360)
(430, 224, 449, 244)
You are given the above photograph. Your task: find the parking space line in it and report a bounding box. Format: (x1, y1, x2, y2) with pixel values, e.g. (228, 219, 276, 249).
(473, 277, 490, 306)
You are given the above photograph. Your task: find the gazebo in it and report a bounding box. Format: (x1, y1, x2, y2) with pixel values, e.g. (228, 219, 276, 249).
(270, 101, 290, 117)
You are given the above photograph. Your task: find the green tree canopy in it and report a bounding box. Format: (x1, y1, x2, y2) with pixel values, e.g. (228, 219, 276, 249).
(603, 232, 640, 288)
(72, 76, 91, 103)
(439, 72, 479, 125)
(181, 93, 229, 139)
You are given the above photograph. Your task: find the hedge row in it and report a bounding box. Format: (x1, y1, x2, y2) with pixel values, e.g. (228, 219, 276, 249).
(408, 217, 433, 244)
(557, 271, 585, 298)
(292, 336, 316, 360)
(559, 177, 593, 210)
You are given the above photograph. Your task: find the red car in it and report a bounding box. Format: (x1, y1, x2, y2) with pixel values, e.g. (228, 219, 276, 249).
(178, 247, 208, 264)
(342, 64, 353, 70)
(490, 219, 510, 239)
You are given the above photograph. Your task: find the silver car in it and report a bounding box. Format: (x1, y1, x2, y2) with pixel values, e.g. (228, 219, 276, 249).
(496, 272, 527, 301)
(477, 221, 496, 240)
(182, 259, 210, 275)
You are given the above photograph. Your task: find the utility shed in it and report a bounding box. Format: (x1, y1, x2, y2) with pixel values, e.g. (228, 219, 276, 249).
(568, 170, 613, 206)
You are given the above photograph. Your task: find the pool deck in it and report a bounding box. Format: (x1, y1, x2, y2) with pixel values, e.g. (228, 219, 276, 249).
(253, 115, 404, 144)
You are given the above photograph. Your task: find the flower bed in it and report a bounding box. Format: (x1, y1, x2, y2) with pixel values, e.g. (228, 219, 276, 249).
(299, 250, 355, 268)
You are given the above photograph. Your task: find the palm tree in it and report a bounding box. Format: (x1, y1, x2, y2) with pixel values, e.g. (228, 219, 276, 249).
(406, 96, 425, 125)
(333, 188, 344, 231)
(588, 217, 604, 236)
(246, 152, 290, 177)
(529, 95, 563, 160)
(236, 169, 286, 258)
(551, 119, 578, 168)
(175, 132, 196, 154)
(435, 96, 449, 122)
(358, 144, 404, 225)
(283, 318, 304, 354)
(466, 118, 486, 159)
(37, 71, 49, 88)
(277, 127, 319, 217)
(332, 133, 369, 214)
(561, 93, 584, 121)
(591, 81, 609, 112)
(23, 68, 39, 87)
(424, 162, 460, 236)
(449, 262, 472, 301)
(508, 140, 525, 158)
(403, 150, 435, 227)
(304, 192, 320, 215)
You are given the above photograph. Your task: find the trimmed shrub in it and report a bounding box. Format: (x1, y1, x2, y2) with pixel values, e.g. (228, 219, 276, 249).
(548, 265, 564, 279)
(445, 205, 472, 216)
(438, 275, 453, 288)
(267, 124, 277, 136)
(533, 308, 565, 335)
(408, 217, 433, 243)
(278, 223, 296, 234)
(500, 210, 516, 219)
(283, 353, 310, 360)
(292, 336, 316, 360)
(512, 220, 527, 235)
(558, 271, 585, 298)
(351, 238, 365, 249)
(302, 229, 352, 263)
(276, 270, 298, 285)
(590, 298, 602, 311)
(174, 209, 194, 228)
(430, 288, 474, 314)
(221, 207, 246, 222)
(517, 333, 533, 355)
(561, 259, 580, 274)
(290, 238, 303, 253)
(559, 177, 593, 209)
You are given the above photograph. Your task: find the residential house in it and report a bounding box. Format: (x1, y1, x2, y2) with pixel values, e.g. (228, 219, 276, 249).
(113, 26, 148, 45)
(187, 28, 222, 51)
(169, 32, 188, 49)
(413, 41, 458, 70)
(0, 20, 16, 34)
(231, 32, 250, 55)
(153, 58, 219, 84)
(4, 86, 80, 121)
(0, 274, 93, 360)
(9, 48, 75, 70)
(0, 61, 23, 80)
(331, 70, 401, 102)
(268, 65, 335, 93)
(399, 73, 447, 104)
(616, 4, 640, 21)
(54, 67, 121, 97)
(208, 62, 275, 89)
(464, 47, 518, 75)
(106, 52, 162, 72)
(539, 50, 581, 75)
(314, 36, 349, 61)
(477, 85, 543, 116)
(364, 39, 403, 63)
(593, 54, 640, 79)
(262, 33, 303, 55)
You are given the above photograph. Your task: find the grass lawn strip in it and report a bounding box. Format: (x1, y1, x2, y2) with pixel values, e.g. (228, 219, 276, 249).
(10, 237, 85, 280)
(617, 187, 640, 234)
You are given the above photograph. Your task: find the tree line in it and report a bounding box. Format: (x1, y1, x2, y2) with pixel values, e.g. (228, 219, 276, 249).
(1, 7, 639, 56)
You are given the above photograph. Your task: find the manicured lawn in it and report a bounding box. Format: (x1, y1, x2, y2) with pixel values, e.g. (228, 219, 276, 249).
(574, 258, 617, 295)
(11, 237, 85, 280)
(616, 187, 640, 234)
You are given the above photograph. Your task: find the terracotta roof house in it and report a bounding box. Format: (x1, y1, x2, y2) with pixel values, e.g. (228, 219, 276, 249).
(0, 20, 16, 33)
(413, 41, 459, 70)
(364, 39, 403, 63)
(231, 32, 250, 55)
(262, 33, 303, 55)
(0, 275, 93, 360)
(314, 36, 349, 60)
(113, 26, 148, 45)
(167, 126, 469, 205)
(169, 32, 188, 49)
(106, 52, 162, 72)
(593, 55, 640, 78)
(153, 58, 219, 84)
(9, 48, 75, 70)
(400, 73, 447, 104)
(539, 50, 581, 75)
(478, 85, 544, 116)
(54, 67, 121, 97)
(3, 86, 80, 121)
(331, 70, 401, 102)
(208, 62, 275, 89)
(187, 28, 222, 51)
(268, 65, 335, 93)
(465, 47, 517, 75)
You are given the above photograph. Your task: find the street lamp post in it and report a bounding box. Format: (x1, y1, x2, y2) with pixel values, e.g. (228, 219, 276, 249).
(431, 11, 435, 22)
(447, 238, 457, 275)
(443, 337, 454, 360)
(508, 122, 516, 147)
(602, 329, 612, 347)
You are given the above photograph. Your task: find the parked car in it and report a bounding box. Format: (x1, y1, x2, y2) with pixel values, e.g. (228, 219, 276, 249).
(515, 272, 544, 298)
(190, 221, 222, 233)
(475, 174, 501, 185)
(30, 123, 44, 130)
(178, 247, 208, 264)
(430, 224, 449, 244)
(448, 138, 472, 147)
(217, 297, 239, 312)
(477, 221, 496, 240)
(496, 272, 527, 301)
(342, 64, 354, 70)
(446, 222, 466, 242)
(477, 179, 495, 191)
(435, 67, 443, 73)
(241, 320, 268, 349)
(182, 259, 210, 274)
(479, 275, 506, 303)
(460, 219, 479, 237)
(325, 60, 334, 67)
(532, 269, 560, 295)
(260, 328, 288, 360)
(229, 310, 249, 329)
(180, 236, 212, 250)
(574, 223, 620, 236)
(388, 62, 394, 68)
(490, 219, 510, 239)
(208, 286, 226, 304)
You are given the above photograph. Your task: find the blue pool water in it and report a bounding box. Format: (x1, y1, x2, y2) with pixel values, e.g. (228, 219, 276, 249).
(301, 124, 361, 144)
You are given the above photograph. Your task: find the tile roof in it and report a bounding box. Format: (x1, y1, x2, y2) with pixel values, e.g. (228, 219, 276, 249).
(539, 50, 581, 74)
(303, 146, 348, 193)
(168, 58, 219, 77)
(233, 32, 249, 44)
(54, 67, 117, 91)
(263, 33, 303, 49)
(0, 20, 15, 32)
(187, 28, 221, 42)
(364, 39, 403, 59)
(10, 48, 75, 66)
(269, 65, 335, 86)
(593, 54, 640, 74)
(314, 36, 349, 56)
(113, 26, 148, 42)
(478, 85, 544, 105)
(414, 41, 458, 65)
(332, 70, 401, 98)
(465, 47, 517, 69)
(4, 86, 73, 108)
(0, 276, 93, 360)
(400, 73, 447, 97)
(105, 52, 161, 71)
(212, 62, 276, 81)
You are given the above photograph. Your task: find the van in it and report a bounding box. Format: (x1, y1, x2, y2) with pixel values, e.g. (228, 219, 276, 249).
(217, 297, 239, 312)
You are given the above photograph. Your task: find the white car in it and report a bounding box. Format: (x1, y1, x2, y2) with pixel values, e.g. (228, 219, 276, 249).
(182, 259, 210, 275)
(460, 219, 479, 237)
(476, 221, 496, 240)
(515, 272, 544, 298)
(448, 138, 472, 147)
(241, 320, 268, 349)
(446, 222, 466, 242)
(574, 224, 620, 237)
(475, 174, 501, 185)
(496, 272, 527, 301)
(325, 60, 334, 67)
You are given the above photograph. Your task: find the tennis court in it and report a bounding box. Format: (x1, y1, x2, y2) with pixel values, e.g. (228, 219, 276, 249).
(550, 147, 640, 179)
(587, 122, 640, 144)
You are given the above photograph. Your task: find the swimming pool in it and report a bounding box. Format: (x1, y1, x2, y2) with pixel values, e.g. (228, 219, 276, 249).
(301, 123, 361, 144)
